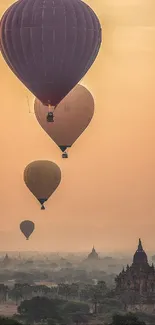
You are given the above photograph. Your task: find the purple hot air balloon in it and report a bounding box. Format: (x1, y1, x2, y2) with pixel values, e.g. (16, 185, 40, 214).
(0, 0, 102, 108)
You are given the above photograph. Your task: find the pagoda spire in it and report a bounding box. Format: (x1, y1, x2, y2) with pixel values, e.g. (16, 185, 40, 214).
(133, 238, 148, 264)
(86, 246, 99, 260)
(138, 238, 143, 251)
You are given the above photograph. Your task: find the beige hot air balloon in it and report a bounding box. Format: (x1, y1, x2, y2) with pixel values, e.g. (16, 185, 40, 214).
(20, 220, 35, 240)
(34, 84, 95, 158)
(24, 161, 61, 209)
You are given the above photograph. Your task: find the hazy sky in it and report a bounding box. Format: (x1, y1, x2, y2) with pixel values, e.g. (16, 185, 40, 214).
(0, 0, 155, 253)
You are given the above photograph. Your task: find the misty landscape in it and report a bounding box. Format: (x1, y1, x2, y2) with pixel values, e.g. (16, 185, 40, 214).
(0, 242, 152, 324)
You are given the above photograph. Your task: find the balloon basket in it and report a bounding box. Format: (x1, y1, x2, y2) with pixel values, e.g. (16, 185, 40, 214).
(62, 152, 68, 159)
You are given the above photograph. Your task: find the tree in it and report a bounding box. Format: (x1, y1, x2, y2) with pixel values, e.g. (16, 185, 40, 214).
(13, 272, 34, 285)
(18, 296, 65, 323)
(0, 284, 8, 302)
(71, 312, 89, 325)
(98, 298, 124, 314)
(62, 302, 90, 325)
(31, 284, 51, 297)
(69, 283, 79, 299)
(9, 286, 23, 305)
(81, 281, 108, 314)
(47, 319, 65, 325)
(110, 313, 146, 325)
(57, 283, 72, 300)
(63, 301, 90, 314)
(0, 317, 23, 325)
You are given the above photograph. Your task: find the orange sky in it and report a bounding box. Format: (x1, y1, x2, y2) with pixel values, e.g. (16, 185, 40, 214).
(0, 0, 155, 253)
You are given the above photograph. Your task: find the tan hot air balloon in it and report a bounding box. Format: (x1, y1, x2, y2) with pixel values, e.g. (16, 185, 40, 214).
(20, 220, 35, 240)
(24, 161, 61, 210)
(34, 84, 95, 158)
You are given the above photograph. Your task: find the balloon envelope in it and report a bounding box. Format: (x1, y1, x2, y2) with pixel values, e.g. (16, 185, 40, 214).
(34, 84, 95, 153)
(0, 0, 102, 106)
(20, 220, 35, 240)
(24, 161, 61, 209)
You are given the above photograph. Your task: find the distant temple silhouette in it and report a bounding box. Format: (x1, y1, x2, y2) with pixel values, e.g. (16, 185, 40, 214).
(82, 246, 99, 264)
(87, 246, 99, 260)
(2, 254, 11, 267)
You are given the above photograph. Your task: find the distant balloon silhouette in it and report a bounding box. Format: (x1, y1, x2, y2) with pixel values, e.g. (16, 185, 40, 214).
(34, 84, 95, 158)
(0, 0, 102, 108)
(20, 220, 35, 240)
(24, 161, 61, 209)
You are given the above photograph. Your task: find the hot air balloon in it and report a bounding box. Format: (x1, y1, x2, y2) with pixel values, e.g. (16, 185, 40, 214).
(34, 84, 94, 158)
(0, 0, 102, 113)
(24, 161, 61, 209)
(20, 220, 35, 240)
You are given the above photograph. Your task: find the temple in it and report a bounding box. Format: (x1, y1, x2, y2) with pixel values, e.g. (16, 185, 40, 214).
(81, 246, 100, 266)
(2, 254, 11, 267)
(87, 246, 99, 260)
(115, 239, 155, 311)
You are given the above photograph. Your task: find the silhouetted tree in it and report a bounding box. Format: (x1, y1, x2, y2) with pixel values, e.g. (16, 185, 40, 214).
(18, 296, 65, 323)
(0, 284, 8, 302)
(110, 313, 146, 325)
(0, 316, 23, 325)
(80, 281, 107, 314)
(98, 298, 124, 314)
(63, 301, 89, 314)
(71, 312, 89, 325)
(57, 283, 72, 300)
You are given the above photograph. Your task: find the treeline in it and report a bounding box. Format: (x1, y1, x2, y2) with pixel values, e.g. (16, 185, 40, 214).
(2, 296, 147, 325)
(16, 297, 146, 324)
(0, 281, 110, 305)
(0, 268, 116, 287)
(0, 281, 154, 324)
